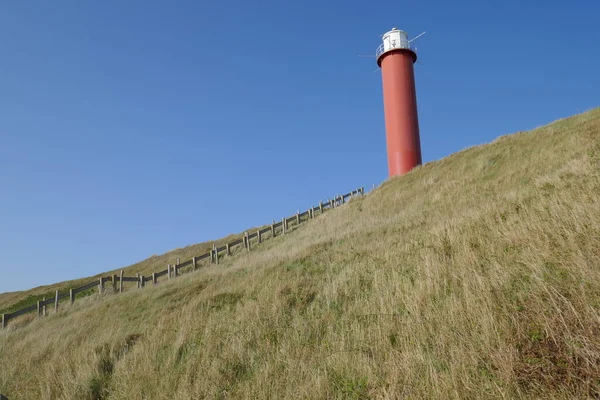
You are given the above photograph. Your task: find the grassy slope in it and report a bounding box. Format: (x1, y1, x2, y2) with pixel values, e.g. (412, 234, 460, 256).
(1, 109, 599, 399)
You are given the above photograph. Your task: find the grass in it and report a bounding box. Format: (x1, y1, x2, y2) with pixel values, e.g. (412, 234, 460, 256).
(1, 108, 600, 399)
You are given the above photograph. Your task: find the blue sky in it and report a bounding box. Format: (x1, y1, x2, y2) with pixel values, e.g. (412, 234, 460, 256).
(0, 1, 598, 293)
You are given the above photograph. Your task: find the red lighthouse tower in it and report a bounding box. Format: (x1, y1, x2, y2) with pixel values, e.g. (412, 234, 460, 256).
(377, 28, 422, 177)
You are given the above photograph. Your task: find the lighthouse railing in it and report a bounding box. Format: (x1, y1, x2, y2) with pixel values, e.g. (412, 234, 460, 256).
(376, 42, 417, 59)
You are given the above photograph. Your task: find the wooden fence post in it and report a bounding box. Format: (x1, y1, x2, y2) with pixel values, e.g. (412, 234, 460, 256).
(176, 257, 180, 266)
(70, 289, 74, 305)
(119, 270, 124, 293)
(296, 210, 300, 224)
(136, 273, 140, 288)
(319, 201, 323, 213)
(167, 265, 171, 279)
(193, 256, 197, 270)
(112, 274, 117, 292)
(1, 314, 5, 329)
(99, 278, 103, 295)
(174, 264, 179, 277)
(152, 273, 157, 285)
(139, 275, 145, 288)
(226, 243, 231, 257)
(55, 290, 59, 313)
(42, 297, 46, 317)
(271, 220, 275, 237)
(214, 244, 219, 264)
(309, 208, 313, 219)
(283, 218, 287, 234)
(37, 301, 42, 317)
(257, 229, 262, 244)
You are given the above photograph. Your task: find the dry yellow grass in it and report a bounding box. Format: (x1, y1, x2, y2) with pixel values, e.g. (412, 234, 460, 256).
(1, 108, 599, 399)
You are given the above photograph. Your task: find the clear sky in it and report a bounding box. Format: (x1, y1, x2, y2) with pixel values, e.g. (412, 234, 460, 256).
(1, 1, 598, 293)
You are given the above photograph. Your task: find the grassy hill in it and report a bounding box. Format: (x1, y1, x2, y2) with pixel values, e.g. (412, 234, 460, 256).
(1, 108, 599, 399)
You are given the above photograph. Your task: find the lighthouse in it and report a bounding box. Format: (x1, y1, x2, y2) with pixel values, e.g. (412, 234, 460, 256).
(377, 28, 422, 177)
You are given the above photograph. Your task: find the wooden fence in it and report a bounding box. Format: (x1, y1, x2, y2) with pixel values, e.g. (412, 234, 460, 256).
(0, 188, 364, 330)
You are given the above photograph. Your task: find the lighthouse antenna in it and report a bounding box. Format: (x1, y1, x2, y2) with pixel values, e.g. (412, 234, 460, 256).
(408, 31, 427, 44)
